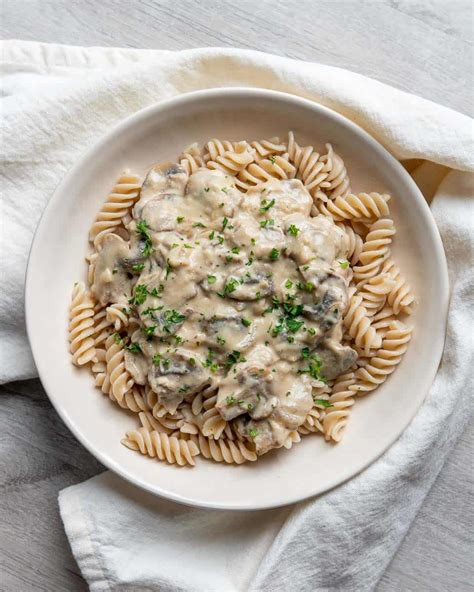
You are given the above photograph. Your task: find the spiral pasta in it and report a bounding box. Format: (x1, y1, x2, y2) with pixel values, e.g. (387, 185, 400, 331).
(190, 433, 257, 464)
(250, 137, 287, 158)
(320, 143, 351, 200)
(106, 302, 130, 331)
(236, 154, 296, 190)
(69, 282, 97, 366)
(353, 218, 395, 284)
(179, 142, 206, 175)
(207, 141, 255, 177)
(104, 334, 134, 404)
(89, 171, 141, 248)
(122, 427, 200, 466)
(350, 321, 413, 394)
(322, 372, 356, 442)
(287, 131, 329, 199)
(358, 273, 396, 316)
(382, 259, 416, 315)
(344, 293, 382, 354)
(338, 222, 364, 265)
(320, 192, 391, 223)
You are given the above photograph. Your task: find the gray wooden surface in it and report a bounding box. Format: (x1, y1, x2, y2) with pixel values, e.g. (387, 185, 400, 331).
(1, 1, 473, 591)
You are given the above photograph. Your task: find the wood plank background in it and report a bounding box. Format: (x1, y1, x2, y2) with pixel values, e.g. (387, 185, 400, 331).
(1, 1, 473, 591)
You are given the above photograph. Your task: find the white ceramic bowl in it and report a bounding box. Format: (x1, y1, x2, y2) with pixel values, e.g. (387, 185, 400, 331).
(26, 88, 449, 510)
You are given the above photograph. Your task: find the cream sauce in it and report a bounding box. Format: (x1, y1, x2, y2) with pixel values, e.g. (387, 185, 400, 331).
(93, 164, 357, 455)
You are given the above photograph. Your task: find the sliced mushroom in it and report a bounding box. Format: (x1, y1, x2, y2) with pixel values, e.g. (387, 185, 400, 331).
(216, 345, 278, 421)
(139, 162, 188, 202)
(311, 340, 357, 380)
(300, 266, 348, 333)
(147, 349, 209, 413)
(224, 264, 274, 301)
(233, 416, 290, 456)
(92, 233, 131, 306)
(202, 312, 256, 352)
(124, 350, 149, 385)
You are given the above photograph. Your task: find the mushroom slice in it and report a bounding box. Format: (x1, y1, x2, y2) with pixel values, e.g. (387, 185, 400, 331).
(224, 263, 273, 301)
(309, 341, 357, 381)
(216, 345, 278, 421)
(233, 417, 290, 456)
(147, 349, 209, 414)
(92, 233, 131, 306)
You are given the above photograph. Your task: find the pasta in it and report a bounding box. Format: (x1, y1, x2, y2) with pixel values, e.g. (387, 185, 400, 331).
(88, 171, 141, 248)
(70, 132, 415, 467)
(69, 282, 97, 366)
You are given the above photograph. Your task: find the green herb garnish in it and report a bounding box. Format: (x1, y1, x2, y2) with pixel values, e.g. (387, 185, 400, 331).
(259, 198, 276, 213)
(288, 224, 300, 237)
(136, 220, 153, 257)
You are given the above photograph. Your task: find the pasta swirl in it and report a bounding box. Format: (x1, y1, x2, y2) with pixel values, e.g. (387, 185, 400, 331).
(69, 282, 97, 366)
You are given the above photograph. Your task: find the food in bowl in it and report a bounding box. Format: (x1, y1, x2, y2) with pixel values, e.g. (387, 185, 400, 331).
(69, 133, 414, 466)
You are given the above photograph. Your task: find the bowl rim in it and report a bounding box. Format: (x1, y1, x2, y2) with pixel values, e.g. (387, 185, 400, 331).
(25, 87, 450, 510)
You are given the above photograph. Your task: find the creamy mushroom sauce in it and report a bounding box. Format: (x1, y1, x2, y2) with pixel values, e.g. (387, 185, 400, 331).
(92, 163, 357, 455)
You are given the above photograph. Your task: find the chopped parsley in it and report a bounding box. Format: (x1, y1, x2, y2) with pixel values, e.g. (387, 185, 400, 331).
(112, 332, 123, 345)
(259, 219, 274, 228)
(203, 349, 220, 373)
(143, 325, 157, 336)
(225, 350, 246, 368)
(136, 220, 153, 257)
(285, 279, 293, 289)
(231, 246, 240, 254)
(268, 155, 276, 164)
(176, 216, 184, 223)
(269, 248, 280, 261)
(192, 221, 206, 228)
(207, 275, 217, 284)
(297, 281, 314, 292)
(314, 398, 333, 408)
(209, 230, 215, 240)
(129, 284, 148, 306)
(132, 263, 145, 273)
(165, 259, 173, 279)
(288, 224, 300, 237)
(298, 353, 326, 383)
(221, 217, 229, 231)
(204, 187, 210, 193)
(126, 342, 142, 354)
(217, 278, 239, 297)
(162, 309, 186, 333)
(248, 428, 259, 438)
(216, 336, 226, 345)
(241, 318, 252, 327)
(178, 385, 190, 393)
(259, 198, 276, 213)
(338, 260, 350, 269)
(226, 395, 236, 405)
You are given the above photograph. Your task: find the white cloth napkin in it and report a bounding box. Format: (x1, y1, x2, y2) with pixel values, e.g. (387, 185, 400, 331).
(1, 40, 473, 592)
